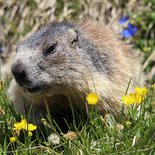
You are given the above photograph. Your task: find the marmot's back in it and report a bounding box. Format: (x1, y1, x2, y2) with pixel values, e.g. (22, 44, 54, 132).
(9, 21, 143, 127)
(78, 22, 142, 115)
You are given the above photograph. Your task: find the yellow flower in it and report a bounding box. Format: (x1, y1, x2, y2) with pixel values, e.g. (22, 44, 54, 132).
(126, 121, 132, 127)
(86, 93, 99, 105)
(122, 93, 143, 105)
(28, 132, 33, 137)
(152, 84, 155, 90)
(13, 119, 37, 132)
(135, 87, 148, 96)
(122, 86, 148, 106)
(13, 119, 27, 131)
(143, 47, 151, 53)
(122, 93, 136, 105)
(27, 123, 37, 132)
(10, 136, 17, 143)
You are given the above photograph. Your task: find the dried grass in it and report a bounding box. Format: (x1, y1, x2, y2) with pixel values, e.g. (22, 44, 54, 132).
(0, 0, 146, 61)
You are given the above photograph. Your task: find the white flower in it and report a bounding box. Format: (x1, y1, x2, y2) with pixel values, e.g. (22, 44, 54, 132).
(48, 133, 60, 145)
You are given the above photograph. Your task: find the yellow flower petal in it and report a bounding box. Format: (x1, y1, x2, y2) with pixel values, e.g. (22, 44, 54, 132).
(86, 93, 99, 105)
(134, 94, 143, 104)
(13, 123, 24, 131)
(20, 119, 27, 129)
(135, 87, 148, 96)
(122, 93, 144, 105)
(27, 123, 37, 131)
(10, 136, 17, 143)
(14, 119, 27, 131)
(122, 93, 136, 105)
(13, 119, 37, 132)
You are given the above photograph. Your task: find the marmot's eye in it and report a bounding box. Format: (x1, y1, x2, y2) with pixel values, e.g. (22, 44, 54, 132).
(45, 43, 57, 56)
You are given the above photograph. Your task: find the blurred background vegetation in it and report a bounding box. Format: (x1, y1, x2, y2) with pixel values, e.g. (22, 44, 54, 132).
(0, 0, 155, 84)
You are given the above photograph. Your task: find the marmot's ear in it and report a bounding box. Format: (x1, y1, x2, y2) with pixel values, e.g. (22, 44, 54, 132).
(67, 29, 78, 46)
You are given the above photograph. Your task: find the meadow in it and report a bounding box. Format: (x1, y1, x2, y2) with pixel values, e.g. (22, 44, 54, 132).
(0, 79, 155, 154)
(0, 0, 155, 154)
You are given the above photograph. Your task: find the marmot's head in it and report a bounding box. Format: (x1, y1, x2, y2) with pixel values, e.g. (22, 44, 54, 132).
(11, 22, 91, 95)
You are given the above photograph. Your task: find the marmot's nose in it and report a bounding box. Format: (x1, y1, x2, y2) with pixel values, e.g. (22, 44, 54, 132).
(11, 61, 27, 86)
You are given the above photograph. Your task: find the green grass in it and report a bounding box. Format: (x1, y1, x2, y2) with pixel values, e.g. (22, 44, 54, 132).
(0, 80, 155, 155)
(0, 0, 155, 153)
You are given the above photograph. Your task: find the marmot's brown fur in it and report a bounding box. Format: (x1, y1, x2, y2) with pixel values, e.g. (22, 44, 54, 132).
(8, 21, 143, 129)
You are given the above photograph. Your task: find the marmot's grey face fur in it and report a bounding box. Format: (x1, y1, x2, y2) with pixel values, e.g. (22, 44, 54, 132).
(11, 22, 89, 95)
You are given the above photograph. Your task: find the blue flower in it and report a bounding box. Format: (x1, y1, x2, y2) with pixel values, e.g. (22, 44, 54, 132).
(119, 16, 129, 25)
(121, 23, 138, 38)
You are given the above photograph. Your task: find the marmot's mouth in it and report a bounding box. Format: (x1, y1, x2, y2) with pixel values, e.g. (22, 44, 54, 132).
(27, 86, 47, 94)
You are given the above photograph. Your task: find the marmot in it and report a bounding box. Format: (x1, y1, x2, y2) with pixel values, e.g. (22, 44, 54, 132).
(8, 21, 143, 129)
